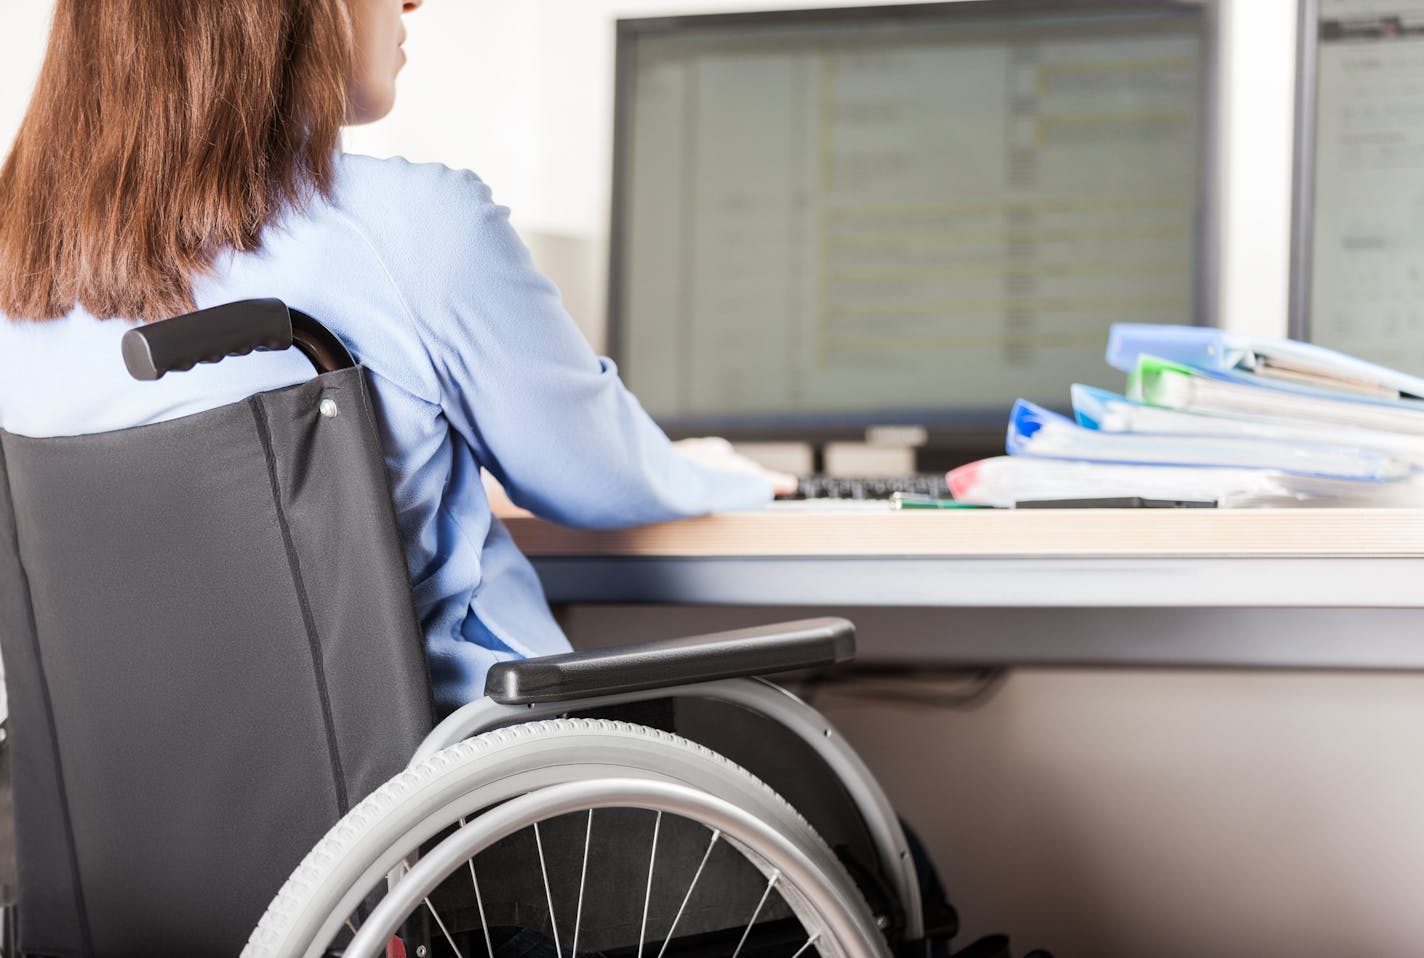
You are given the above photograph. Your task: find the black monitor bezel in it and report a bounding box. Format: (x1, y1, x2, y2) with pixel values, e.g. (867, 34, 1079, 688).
(1287, 0, 1319, 342)
(607, 0, 1222, 446)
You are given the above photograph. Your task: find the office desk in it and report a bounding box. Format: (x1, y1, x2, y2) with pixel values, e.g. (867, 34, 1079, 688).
(499, 507, 1424, 671)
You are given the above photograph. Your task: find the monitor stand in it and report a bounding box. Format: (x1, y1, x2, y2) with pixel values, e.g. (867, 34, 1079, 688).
(824, 426, 1004, 477)
(820, 438, 917, 475)
(916, 444, 1005, 475)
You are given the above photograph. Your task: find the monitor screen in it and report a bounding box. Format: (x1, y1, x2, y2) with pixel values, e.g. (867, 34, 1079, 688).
(610, 0, 1218, 442)
(1292, 0, 1424, 372)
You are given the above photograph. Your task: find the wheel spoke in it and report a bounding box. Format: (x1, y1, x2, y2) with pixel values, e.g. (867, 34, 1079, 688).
(789, 933, 821, 958)
(571, 810, 594, 958)
(459, 817, 499, 958)
(637, 811, 663, 958)
(534, 822, 566, 958)
(425, 896, 467, 958)
(729, 870, 781, 958)
(655, 829, 722, 958)
(468, 860, 496, 958)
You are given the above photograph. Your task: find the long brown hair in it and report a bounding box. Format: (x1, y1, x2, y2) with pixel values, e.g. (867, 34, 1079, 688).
(0, 0, 354, 323)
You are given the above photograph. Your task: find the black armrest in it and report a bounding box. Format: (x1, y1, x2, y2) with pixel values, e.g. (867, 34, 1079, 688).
(484, 617, 855, 705)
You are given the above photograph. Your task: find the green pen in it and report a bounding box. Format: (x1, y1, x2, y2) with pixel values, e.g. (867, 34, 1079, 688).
(889, 492, 994, 510)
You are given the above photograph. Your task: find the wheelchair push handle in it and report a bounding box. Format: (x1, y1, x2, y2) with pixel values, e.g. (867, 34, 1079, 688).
(121, 298, 355, 380)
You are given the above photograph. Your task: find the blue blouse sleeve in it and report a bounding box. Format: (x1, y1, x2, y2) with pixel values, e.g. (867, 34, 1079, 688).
(389, 164, 773, 528)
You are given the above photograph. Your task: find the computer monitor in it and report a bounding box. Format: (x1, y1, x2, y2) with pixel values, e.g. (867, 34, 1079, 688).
(1291, 0, 1424, 373)
(609, 0, 1220, 456)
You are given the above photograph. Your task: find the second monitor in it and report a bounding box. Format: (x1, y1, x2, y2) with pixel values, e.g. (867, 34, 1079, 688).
(1291, 0, 1424, 374)
(609, 0, 1218, 446)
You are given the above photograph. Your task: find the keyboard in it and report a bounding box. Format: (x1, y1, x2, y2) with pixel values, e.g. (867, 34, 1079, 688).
(779, 473, 951, 501)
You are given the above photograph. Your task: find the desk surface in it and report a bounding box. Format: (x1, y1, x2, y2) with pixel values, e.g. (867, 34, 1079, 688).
(500, 507, 1424, 558)
(498, 506, 1424, 610)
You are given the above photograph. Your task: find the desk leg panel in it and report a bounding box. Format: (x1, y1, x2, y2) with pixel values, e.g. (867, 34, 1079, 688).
(558, 603, 1424, 672)
(531, 556, 1424, 610)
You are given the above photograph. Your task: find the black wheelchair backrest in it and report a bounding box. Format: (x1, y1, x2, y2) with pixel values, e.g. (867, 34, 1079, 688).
(0, 302, 435, 956)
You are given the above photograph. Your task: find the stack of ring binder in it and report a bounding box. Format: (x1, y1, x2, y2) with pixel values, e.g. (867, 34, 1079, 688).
(948, 326, 1424, 508)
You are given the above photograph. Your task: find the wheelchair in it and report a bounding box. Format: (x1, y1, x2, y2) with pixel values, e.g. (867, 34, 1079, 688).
(0, 300, 1023, 958)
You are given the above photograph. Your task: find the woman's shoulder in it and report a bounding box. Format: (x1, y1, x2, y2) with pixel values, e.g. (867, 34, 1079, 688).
(337, 151, 480, 188)
(322, 153, 519, 281)
(333, 153, 501, 227)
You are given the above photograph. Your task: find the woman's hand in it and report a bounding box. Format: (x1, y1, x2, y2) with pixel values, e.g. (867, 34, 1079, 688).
(672, 437, 799, 497)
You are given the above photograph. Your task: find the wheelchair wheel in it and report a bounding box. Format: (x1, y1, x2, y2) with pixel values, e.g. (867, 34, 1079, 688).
(243, 719, 891, 958)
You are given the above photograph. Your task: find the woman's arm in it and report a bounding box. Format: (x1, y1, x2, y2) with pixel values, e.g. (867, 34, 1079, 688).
(389, 163, 778, 529)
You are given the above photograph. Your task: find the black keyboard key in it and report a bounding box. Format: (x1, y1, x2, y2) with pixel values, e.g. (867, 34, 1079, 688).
(781, 474, 951, 501)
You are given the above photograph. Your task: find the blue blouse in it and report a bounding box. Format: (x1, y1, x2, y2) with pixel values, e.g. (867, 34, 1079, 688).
(0, 154, 773, 711)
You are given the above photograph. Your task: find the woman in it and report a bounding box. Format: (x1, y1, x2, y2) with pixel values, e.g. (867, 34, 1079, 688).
(0, 0, 792, 711)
